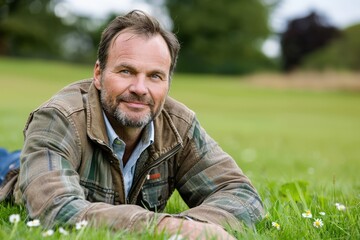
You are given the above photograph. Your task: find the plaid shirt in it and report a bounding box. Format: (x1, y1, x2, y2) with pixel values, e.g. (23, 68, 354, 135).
(6, 79, 263, 231)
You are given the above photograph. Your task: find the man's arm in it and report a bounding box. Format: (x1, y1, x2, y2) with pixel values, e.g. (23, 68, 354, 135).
(174, 118, 264, 232)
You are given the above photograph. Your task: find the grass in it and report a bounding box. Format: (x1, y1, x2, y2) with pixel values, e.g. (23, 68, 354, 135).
(1, 57, 359, 239)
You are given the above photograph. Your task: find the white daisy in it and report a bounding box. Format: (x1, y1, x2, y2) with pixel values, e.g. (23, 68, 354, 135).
(42, 229, 54, 237)
(168, 234, 185, 240)
(335, 203, 346, 211)
(302, 210, 312, 218)
(59, 227, 69, 235)
(27, 219, 41, 227)
(271, 221, 281, 230)
(9, 214, 20, 224)
(75, 219, 88, 230)
(313, 218, 324, 228)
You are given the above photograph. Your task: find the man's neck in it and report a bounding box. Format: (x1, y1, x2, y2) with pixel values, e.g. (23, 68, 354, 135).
(117, 127, 143, 150)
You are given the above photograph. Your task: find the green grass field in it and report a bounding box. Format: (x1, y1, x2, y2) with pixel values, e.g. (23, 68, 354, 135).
(1, 57, 359, 239)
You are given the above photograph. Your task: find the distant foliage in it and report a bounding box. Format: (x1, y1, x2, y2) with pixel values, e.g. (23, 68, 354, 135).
(302, 24, 360, 71)
(280, 12, 340, 71)
(1, 0, 279, 73)
(0, 0, 104, 63)
(165, 0, 278, 74)
(0, 0, 71, 59)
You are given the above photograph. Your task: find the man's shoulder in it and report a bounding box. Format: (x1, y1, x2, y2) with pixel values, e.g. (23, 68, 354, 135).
(39, 79, 93, 116)
(163, 97, 195, 125)
(52, 78, 93, 99)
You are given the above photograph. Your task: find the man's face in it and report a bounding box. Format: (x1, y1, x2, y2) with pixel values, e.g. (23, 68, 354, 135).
(94, 30, 171, 129)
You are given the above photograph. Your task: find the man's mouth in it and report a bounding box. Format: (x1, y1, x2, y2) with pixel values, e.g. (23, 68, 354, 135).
(123, 101, 149, 109)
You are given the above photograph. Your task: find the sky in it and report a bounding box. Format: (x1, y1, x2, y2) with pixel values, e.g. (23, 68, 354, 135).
(64, 0, 360, 57)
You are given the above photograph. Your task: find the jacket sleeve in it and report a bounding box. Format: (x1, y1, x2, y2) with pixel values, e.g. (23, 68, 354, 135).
(18, 107, 168, 230)
(175, 117, 264, 231)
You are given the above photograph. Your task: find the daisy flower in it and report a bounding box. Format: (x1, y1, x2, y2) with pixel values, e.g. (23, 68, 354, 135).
(76, 219, 88, 230)
(42, 229, 54, 237)
(319, 212, 326, 216)
(59, 227, 69, 235)
(302, 210, 312, 218)
(27, 219, 41, 227)
(313, 218, 324, 228)
(169, 234, 185, 240)
(9, 214, 21, 224)
(9, 214, 21, 240)
(271, 221, 281, 230)
(335, 203, 346, 211)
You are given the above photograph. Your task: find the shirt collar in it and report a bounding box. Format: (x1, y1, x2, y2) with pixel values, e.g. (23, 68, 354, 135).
(102, 111, 154, 147)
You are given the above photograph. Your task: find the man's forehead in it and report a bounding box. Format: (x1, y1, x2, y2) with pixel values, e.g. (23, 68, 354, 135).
(110, 30, 170, 59)
(107, 30, 171, 76)
(111, 29, 152, 46)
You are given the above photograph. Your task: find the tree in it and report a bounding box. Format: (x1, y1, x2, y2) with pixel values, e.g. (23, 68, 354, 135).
(165, 0, 276, 74)
(0, 0, 101, 63)
(0, 0, 73, 58)
(280, 12, 340, 71)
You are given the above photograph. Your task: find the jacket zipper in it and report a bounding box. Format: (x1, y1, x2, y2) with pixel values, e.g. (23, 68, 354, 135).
(127, 143, 182, 204)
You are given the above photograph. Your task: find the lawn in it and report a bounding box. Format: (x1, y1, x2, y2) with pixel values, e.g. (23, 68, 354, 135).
(0, 57, 359, 239)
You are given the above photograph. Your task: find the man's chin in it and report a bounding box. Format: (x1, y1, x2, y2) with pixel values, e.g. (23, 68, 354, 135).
(115, 114, 152, 128)
(121, 120, 151, 128)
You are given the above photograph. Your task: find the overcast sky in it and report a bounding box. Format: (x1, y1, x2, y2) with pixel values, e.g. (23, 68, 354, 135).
(64, 0, 360, 57)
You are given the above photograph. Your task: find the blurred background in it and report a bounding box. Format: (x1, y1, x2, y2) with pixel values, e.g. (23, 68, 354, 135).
(1, 1, 360, 225)
(1, 0, 360, 75)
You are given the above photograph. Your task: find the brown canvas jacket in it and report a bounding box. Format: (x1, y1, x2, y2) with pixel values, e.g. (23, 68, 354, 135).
(0, 79, 264, 232)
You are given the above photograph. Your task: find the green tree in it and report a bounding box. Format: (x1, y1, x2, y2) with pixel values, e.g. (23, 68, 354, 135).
(0, 0, 72, 58)
(165, 0, 276, 74)
(0, 0, 101, 63)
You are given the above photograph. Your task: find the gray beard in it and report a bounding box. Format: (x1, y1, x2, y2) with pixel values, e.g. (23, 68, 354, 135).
(112, 106, 152, 128)
(100, 89, 154, 128)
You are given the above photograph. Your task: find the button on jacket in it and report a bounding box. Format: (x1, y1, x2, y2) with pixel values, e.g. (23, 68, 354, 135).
(1, 79, 264, 232)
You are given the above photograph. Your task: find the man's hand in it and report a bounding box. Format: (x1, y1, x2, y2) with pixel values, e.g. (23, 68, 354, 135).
(157, 216, 236, 240)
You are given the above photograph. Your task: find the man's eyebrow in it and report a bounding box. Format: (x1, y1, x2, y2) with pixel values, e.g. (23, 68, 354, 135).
(115, 63, 135, 70)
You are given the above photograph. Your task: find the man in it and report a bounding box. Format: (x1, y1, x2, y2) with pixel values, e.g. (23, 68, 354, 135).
(0, 10, 263, 239)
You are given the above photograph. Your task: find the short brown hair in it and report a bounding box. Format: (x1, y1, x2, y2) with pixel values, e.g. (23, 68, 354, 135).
(97, 10, 180, 79)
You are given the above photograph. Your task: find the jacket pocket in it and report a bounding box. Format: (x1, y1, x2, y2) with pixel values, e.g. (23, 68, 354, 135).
(140, 164, 170, 211)
(80, 180, 115, 204)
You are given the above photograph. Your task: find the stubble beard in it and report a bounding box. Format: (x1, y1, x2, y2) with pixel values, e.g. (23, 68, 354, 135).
(100, 88, 156, 128)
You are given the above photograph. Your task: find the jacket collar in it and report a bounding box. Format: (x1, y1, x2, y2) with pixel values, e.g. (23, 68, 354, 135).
(86, 82, 109, 146)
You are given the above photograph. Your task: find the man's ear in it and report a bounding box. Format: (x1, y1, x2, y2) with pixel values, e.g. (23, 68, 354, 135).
(93, 61, 102, 90)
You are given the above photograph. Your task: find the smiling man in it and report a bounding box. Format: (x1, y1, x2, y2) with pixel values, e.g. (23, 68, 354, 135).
(0, 10, 263, 239)
(94, 30, 171, 168)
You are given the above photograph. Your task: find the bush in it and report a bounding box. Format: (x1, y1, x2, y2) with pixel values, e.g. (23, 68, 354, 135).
(302, 24, 360, 71)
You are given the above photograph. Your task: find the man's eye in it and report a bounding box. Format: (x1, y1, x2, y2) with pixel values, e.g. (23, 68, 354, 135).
(120, 70, 130, 74)
(151, 74, 162, 81)
(152, 74, 159, 79)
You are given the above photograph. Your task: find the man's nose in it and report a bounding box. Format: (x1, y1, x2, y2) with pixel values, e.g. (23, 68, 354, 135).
(129, 75, 148, 95)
